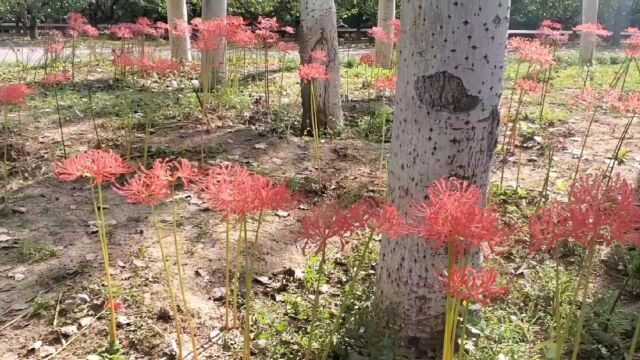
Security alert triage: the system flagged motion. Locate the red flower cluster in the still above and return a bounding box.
[299,202,355,254]
[192,18,226,51]
[624,29,640,59]
[54,149,130,185]
[443,266,507,306]
[538,19,568,44]
[310,49,328,64]
[515,79,543,95]
[171,20,192,38]
[198,163,295,217]
[68,12,99,38]
[573,23,613,38]
[368,19,401,44]
[41,70,72,87]
[508,37,555,68]
[276,41,298,53]
[603,90,640,114]
[298,63,329,82]
[359,54,375,66]
[410,178,501,256]
[0,83,36,105]
[530,174,640,251]
[348,196,408,239]
[114,160,173,206]
[375,75,397,93]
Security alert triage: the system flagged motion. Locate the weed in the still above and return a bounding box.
[20,239,58,263]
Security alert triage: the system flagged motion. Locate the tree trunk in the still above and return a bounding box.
[299,0,343,132]
[28,16,38,40]
[579,0,600,65]
[167,0,192,61]
[201,0,227,88]
[374,0,395,68]
[376,1,509,358]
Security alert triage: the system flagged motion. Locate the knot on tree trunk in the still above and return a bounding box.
[414,71,480,113]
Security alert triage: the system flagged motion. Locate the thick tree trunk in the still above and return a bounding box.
[201,0,227,87]
[579,0,600,65]
[376,1,509,358]
[299,0,343,132]
[28,17,38,40]
[167,0,192,61]
[374,0,395,68]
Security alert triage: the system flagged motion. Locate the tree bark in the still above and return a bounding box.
[299,0,343,132]
[167,0,192,61]
[376,1,509,358]
[374,0,395,68]
[579,0,600,65]
[201,0,227,88]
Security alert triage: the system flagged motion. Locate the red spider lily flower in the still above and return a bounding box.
[507,37,531,53]
[249,174,296,212]
[310,49,328,64]
[567,174,640,247]
[54,149,130,185]
[276,41,298,53]
[136,17,152,28]
[170,20,191,38]
[81,25,100,37]
[41,70,72,87]
[624,92,640,114]
[103,299,123,312]
[575,86,599,111]
[515,79,543,95]
[538,20,568,44]
[112,51,137,68]
[299,202,355,255]
[410,177,501,257]
[627,27,640,35]
[68,12,89,37]
[348,196,408,239]
[529,201,571,252]
[368,26,391,43]
[45,42,65,56]
[257,17,280,32]
[624,35,640,59]
[229,30,257,47]
[442,266,508,306]
[573,23,613,38]
[110,24,134,39]
[193,19,226,51]
[359,54,375,66]
[282,26,295,34]
[603,89,626,113]
[375,75,397,93]
[171,158,199,189]
[113,160,172,206]
[198,163,256,216]
[298,63,329,82]
[0,84,36,106]
[155,21,169,34]
[388,19,401,43]
[145,58,180,75]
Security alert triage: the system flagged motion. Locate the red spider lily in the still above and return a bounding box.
[624,35,640,59]
[310,49,328,64]
[388,19,401,43]
[348,196,408,239]
[248,174,296,212]
[257,17,280,32]
[359,54,375,66]
[298,202,355,254]
[442,266,508,306]
[41,70,72,87]
[603,89,626,113]
[368,26,390,42]
[538,20,568,44]
[575,86,599,111]
[226,15,246,28]
[507,37,555,68]
[229,30,257,48]
[507,37,531,53]
[112,51,137,68]
[54,149,130,185]
[298,63,329,82]
[529,201,571,252]
[573,23,613,38]
[567,174,640,247]
[141,58,180,75]
[0,84,36,106]
[282,26,295,34]
[375,75,397,93]
[113,160,172,206]
[515,79,543,95]
[155,21,169,35]
[171,158,199,189]
[276,41,298,53]
[628,27,640,35]
[68,12,88,37]
[625,92,640,114]
[170,20,191,38]
[81,25,100,37]
[193,19,226,51]
[110,24,134,39]
[410,177,501,257]
[198,163,256,216]
[103,299,123,312]
[45,42,65,56]
[136,17,152,28]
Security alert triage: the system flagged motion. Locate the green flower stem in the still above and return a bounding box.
[151,205,184,360]
[305,247,327,360]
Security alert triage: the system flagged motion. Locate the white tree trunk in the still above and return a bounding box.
[299,0,343,131]
[202,0,227,87]
[579,0,600,65]
[374,0,395,68]
[376,0,509,357]
[167,0,191,61]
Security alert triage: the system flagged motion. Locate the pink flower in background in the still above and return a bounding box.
[515,79,543,95]
[573,23,612,38]
[375,75,397,93]
[282,26,295,34]
[54,150,130,185]
[276,41,299,53]
[257,16,280,32]
[359,54,375,66]
[111,24,134,39]
[538,20,568,44]
[298,202,355,254]
[114,160,172,206]
[310,49,328,64]
[442,266,508,306]
[41,70,72,87]
[171,20,191,38]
